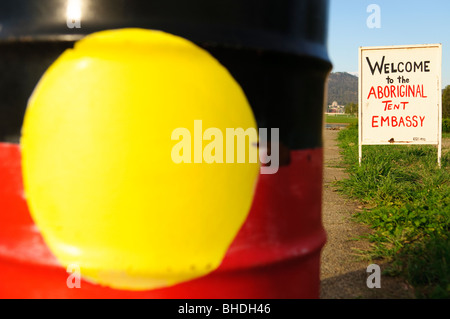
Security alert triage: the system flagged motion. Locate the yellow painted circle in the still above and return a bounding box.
[21,28,259,290]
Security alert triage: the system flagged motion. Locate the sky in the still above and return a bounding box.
[327,0,450,88]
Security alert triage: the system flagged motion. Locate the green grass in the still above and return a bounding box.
[325,114,358,124]
[336,124,450,298]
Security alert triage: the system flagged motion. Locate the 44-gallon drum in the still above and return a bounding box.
[0,0,332,298]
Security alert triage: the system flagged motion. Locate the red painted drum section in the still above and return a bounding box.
[0,142,325,298]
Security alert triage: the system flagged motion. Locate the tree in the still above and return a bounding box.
[345,102,358,116]
[443,85,450,118]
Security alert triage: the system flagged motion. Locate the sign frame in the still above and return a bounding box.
[358,44,442,166]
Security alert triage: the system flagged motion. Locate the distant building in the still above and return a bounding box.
[326,101,345,114]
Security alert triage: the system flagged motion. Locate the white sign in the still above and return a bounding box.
[358,44,442,165]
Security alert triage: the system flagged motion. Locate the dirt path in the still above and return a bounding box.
[320,128,415,299]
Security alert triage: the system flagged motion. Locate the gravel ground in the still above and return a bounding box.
[320,128,415,299]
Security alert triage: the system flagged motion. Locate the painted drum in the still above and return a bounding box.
[0,0,332,298]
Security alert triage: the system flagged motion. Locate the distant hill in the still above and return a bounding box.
[327,72,358,106]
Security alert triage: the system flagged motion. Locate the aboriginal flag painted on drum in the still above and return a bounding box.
[0,0,331,298]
